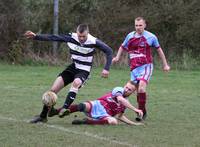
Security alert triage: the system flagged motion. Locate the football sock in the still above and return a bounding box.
[86,119,109,125]
[39,105,49,118]
[137,93,147,114]
[68,103,86,113]
[63,91,77,109]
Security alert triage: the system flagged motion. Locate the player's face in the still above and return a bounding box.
[77,31,88,44]
[135,19,146,34]
[123,83,136,97]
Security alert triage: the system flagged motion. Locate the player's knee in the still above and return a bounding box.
[138,87,146,93]
[138,83,146,93]
[73,78,82,88]
[107,117,118,125]
[77,103,86,112]
[138,81,147,93]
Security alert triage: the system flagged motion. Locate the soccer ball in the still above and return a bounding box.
[42,91,57,106]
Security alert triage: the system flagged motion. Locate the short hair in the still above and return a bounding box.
[127,80,138,88]
[77,24,89,33]
[128,80,137,86]
[135,17,146,24]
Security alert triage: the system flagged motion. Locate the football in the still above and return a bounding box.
[42,91,57,106]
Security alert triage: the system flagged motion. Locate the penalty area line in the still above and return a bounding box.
[0,115,137,147]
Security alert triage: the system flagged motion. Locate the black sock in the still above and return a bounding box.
[63,91,77,109]
[39,105,49,118]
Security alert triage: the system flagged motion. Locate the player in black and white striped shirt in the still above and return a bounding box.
[24,24,113,123]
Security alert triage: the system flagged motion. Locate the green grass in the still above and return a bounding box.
[0,63,200,147]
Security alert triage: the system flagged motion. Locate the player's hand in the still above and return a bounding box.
[135,109,143,118]
[132,122,145,126]
[112,56,119,64]
[24,31,36,39]
[101,69,109,78]
[163,64,170,72]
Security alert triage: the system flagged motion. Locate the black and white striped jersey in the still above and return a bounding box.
[34,33,113,72]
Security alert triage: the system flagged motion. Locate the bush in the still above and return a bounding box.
[1,0,200,69]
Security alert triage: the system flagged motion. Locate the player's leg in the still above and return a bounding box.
[68,102,89,113]
[30,65,74,123]
[50,76,65,93]
[86,117,118,125]
[42,76,65,116]
[136,80,147,121]
[63,70,89,109]
[59,70,89,118]
[104,117,118,125]
[72,117,118,125]
[30,76,66,123]
[58,78,82,117]
[47,66,76,117]
[58,102,89,116]
[132,63,153,121]
[63,78,82,108]
[72,100,114,125]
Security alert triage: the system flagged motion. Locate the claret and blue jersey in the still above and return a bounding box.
[85,87,128,119]
[96,87,127,116]
[121,30,160,70]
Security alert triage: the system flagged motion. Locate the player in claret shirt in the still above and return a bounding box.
[62,81,143,125]
[112,17,170,121]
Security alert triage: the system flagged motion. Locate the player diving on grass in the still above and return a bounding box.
[56,81,144,125]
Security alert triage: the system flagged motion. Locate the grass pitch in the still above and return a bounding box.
[0,64,200,147]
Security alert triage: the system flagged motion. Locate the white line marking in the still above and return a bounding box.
[0,116,137,147]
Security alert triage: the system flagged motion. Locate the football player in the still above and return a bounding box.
[57,81,144,125]
[25,24,113,123]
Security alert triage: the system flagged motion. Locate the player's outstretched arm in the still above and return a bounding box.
[117,113,144,126]
[24,30,72,42]
[24,31,36,39]
[117,96,143,117]
[35,34,72,42]
[112,46,123,63]
[157,47,170,72]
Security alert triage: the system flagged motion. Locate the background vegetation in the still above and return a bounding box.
[0,0,200,69]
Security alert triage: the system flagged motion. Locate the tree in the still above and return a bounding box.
[53,0,59,56]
